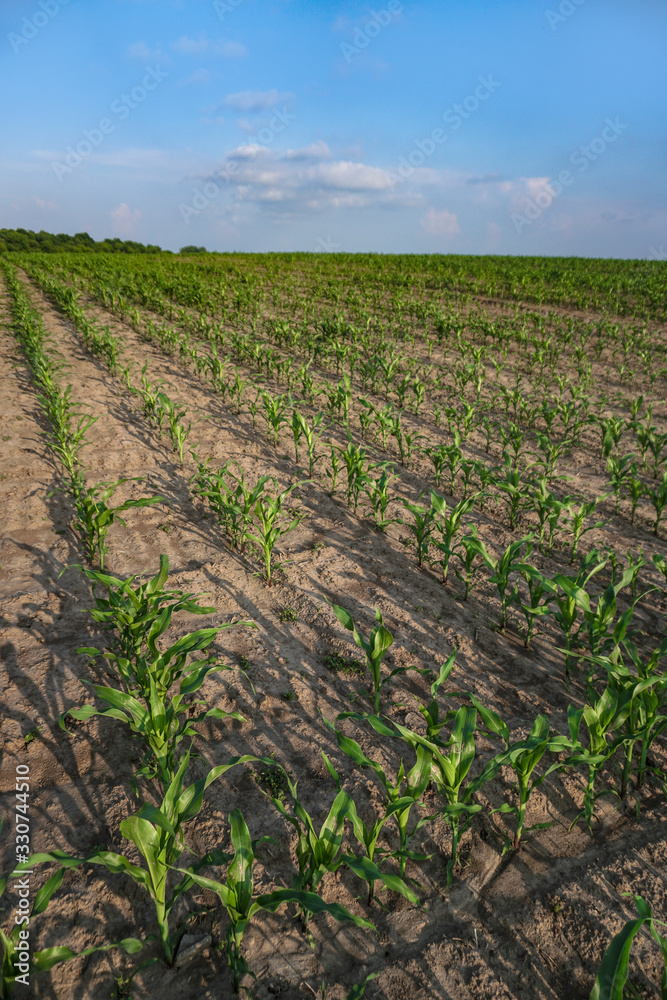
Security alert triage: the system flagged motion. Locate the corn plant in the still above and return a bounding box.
[249,482,307,586]
[483,714,570,849]
[394,707,481,884]
[401,497,435,568]
[0,865,142,1000]
[362,465,400,532]
[74,564,254,710]
[20,750,262,968]
[492,455,535,530]
[73,555,217,663]
[454,527,485,600]
[72,477,163,569]
[338,440,370,512]
[590,895,667,1000]
[324,443,341,493]
[606,455,637,515]
[191,459,270,553]
[527,478,568,552]
[324,721,431,889]
[426,439,461,492]
[330,604,426,714]
[530,432,572,475]
[429,493,477,585]
[644,471,667,536]
[264,776,389,931]
[261,390,290,447]
[623,473,645,525]
[180,808,374,992]
[552,552,607,676]
[516,567,557,648]
[567,683,635,828]
[561,497,607,565]
[475,535,535,632]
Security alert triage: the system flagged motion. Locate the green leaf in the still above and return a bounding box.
[590,917,648,1000]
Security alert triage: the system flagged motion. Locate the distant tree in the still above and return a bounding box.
[180,245,208,254]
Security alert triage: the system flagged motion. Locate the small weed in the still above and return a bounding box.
[278,606,298,623]
[323,652,365,676]
[158,522,173,534]
[254,756,291,800]
[239,654,251,670]
[2,435,10,441]
[311,541,326,552]
[24,726,42,746]
[281,691,296,701]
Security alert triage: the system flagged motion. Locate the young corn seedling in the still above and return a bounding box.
[74,559,256,708]
[454,527,485,600]
[516,566,557,648]
[623,472,645,526]
[393,706,481,885]
[426,438,462,492]
[552,552,607,676]
[590,895,667,1000]
[474,535,535,632]
[73,554,216,664]
[362,465,400,532]
[338,440,370,512]
[530,432,572,476]
[606,454,637,515]
[330,604,426,713]
[264,775,388,931]
[72,477,163,569]
[261,390,290,447]
[561,497,607,564]
[324,720,431,891]
[401,497,435,568]
[20,749,263,969]
[645,471,667,535]
[487,714,570,850]
[249,482,307,586]
[179,808,375,993]
[429,492,477,585]
[567,683,634,829]
[492,455,535,530]
[191,459,270,553]
[324,444,341,493]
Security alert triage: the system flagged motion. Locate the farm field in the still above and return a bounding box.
[1,250,667,1000]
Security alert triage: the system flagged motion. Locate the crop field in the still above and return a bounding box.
[1,250,667,1000]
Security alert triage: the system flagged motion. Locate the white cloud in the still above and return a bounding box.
[172,35,247,58]
[223,89,293,113]
[421,207,461,236]
[33,196,57,211]
[198,144,400,216]
[179,68,217,87]
[126,41,168,62]
[110,202,142,234]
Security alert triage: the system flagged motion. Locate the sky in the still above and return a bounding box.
[1,0,666,257]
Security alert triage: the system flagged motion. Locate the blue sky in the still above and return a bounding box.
[1,0,665,256]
